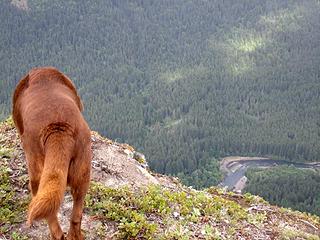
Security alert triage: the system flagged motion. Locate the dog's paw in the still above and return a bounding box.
[26,219,34,228]
[67,232,84,240]
[51,232,66,240]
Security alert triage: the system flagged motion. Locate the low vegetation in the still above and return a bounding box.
[85,182,270,239]
[0,149,29,236]
[84,182,320,239]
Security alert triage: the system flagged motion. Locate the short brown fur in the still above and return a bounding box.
[12,67,91,240]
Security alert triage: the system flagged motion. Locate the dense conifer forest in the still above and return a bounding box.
[0,0,319,186]
[244,166,320,216]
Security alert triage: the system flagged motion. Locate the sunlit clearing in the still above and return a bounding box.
[160,65,208,83]
[164,119,182,129]
[161,70,184,83]
[229,35,265,53]
[259,6,305,32]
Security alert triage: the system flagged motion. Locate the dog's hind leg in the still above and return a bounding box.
[67,185,89,240]
[67,146,91,240]
[25,152,44,196]
[47,214,65,240]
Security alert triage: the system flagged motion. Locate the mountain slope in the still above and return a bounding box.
[0,0,320,182]
[1,119,319,239]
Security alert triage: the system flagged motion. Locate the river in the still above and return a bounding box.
[219,158,320,192]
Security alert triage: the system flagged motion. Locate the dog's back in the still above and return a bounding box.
[13,67,83,136]
[12,67,91,239]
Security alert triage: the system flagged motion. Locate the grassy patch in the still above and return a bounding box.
[11,231,29,240]
[0,147,14,158]
[0,162,29,234]
[85,182,268,239]
[85,183,158,239]
[280,227,320,240]
[0,116,14,128]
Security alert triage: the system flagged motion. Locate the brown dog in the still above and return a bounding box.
[12,67,91,240]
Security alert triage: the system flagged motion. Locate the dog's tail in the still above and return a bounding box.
[27,123,74,225]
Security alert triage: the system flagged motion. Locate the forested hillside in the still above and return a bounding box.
[1,0,319,182]
[1,119,320,239]
[244,166,320,216]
